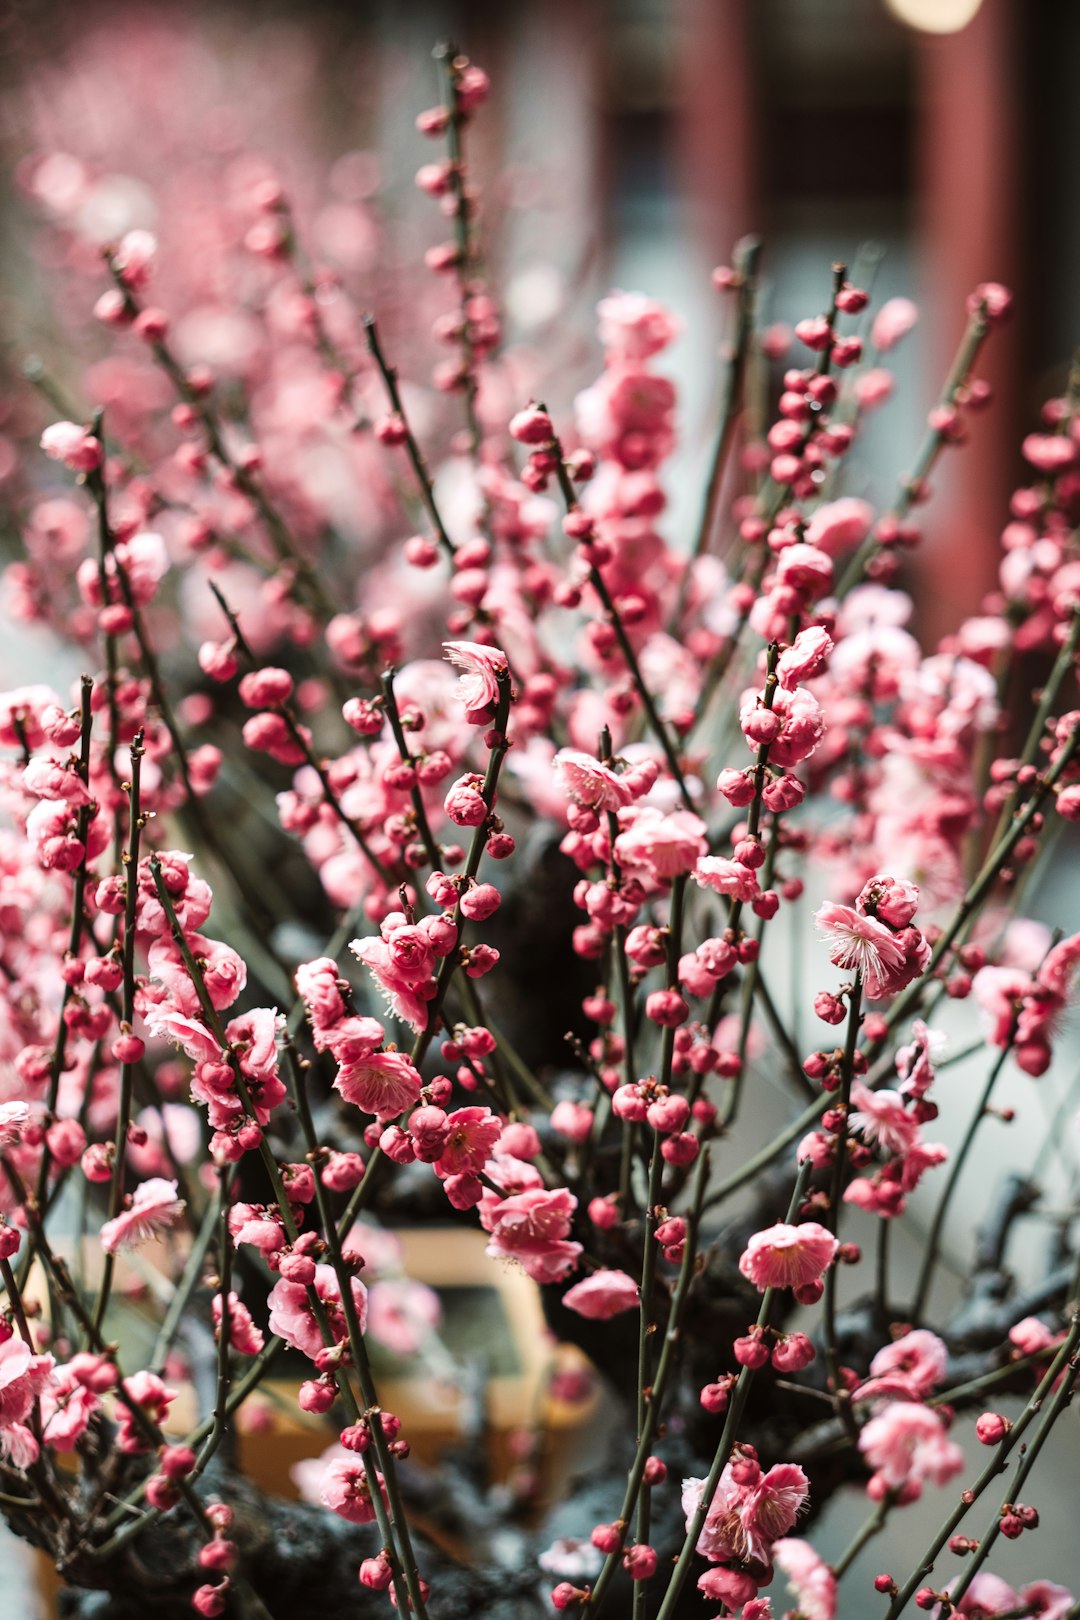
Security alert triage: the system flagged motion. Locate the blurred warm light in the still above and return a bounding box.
[885,0,984,32]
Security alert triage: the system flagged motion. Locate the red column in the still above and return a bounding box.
[672,0,759,266]
[913,0,1021,644]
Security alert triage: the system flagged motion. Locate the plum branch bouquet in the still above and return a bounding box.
[2,36,1080,1620]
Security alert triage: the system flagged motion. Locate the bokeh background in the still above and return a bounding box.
[4,0,1080,642]
[1,2,1079,1615]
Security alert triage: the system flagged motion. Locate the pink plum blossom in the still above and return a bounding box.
[100,1179,186,1254]
[562,1270,640,1319]
[738,1222,839,1292]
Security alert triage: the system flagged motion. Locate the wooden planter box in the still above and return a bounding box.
[29,1227,603,1615]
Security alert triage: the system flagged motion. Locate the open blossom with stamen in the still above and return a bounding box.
[481,1185,583,1283]
[320,1456,387,1524]
[815,901,928,998]
[144,1006,223,1064]
[100,1179,186,1254]
[333,1049,423,1119]
[738,1222,839,1292]
[937,1574,1019,1619]
[848,1083,919,1157]
[443,639,508,722]
[553,749,636,812]
[268,1264,368,1360]
[815,901,905,984]
[683,1454,809,1567]
[434,1106,503,1178]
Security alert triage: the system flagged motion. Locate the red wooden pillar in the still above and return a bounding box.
[672,0,759,268]
[913,0,1021,644]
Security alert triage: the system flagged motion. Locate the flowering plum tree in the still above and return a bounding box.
[1,35,1079,1620]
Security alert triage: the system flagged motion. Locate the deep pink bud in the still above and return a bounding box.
[661,1131,699,1166]
[645,1093,690,1134]
[591,1522,623,1554]
[623,1545,657,1581]
[238,667,294,709]
[733,1333,770,1368]
[644,990,689,1029]
[46,1118,86,1167]
[460,882,500,921]
[145,1474,179,1510]
[161,1445,197,1479]
[192,1584,227,1617]
[771,1332,815,1372]
[975,1411,1010,1445]
[298,1378,336,1414]
[359,1555,393,1591]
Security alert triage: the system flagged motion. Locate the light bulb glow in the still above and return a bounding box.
[885,0,984,33]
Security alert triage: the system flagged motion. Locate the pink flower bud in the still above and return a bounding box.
[192,1585,227,1618]
[795,315,833,352]
[968,281,1013,325]
[661,1132,699,1166]
[715,767,755,806]
[199,642,239,683]
[277,1252,317,1286]
[645,1093,690,1134]
[145,1473,180,1511]
[459,882,500,921]
[161,1445,197,1479]
[975,1411,1010,1445]
[733,1333,770,1369]
[645,990,689,1029]
[41,422,103,473]
[509,405,554,445]
[590,1522,622,1554]
[771,1332,815,1372]
[444,776,488,827]
[238,668,294,709]
[623,1545,657,1581]
[380,1125,416,1165]
[588,1196,620,1230]
[112,1033,145,1064]
[298,1378,336,1414]
[46,1118,86,1167]
[133,307,168,342]
[82,1143,114,1182]
[359,1555,393,1590]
